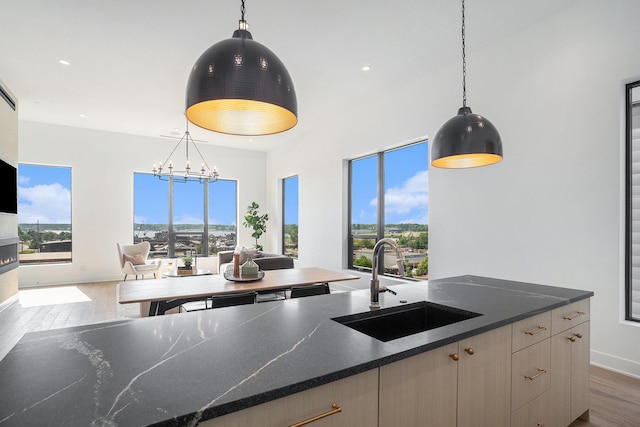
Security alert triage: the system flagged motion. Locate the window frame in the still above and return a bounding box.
[347,140,428,279]
[625,80,640,323]
[282,175,299,259]
[133,172,237,258]
[17,163,73,265]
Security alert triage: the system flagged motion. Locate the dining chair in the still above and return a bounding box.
[180,292,257,312]
[289,283,330,299]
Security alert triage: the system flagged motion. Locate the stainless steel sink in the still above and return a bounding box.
[332,301,481,342]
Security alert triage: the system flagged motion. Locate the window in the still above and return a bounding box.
[349,141,428,280]
[133,173,237,258]
[18,164,72,264]
[625,80,640,322]
[283,175,298,258]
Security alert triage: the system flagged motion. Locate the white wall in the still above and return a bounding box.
[18,121,266,286]
[266,0,640,377]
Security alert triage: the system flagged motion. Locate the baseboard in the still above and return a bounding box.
[0,293,18,314]
[591,349,640,379]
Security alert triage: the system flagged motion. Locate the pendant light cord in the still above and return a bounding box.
[461,0,467,109]
[240,0,246,28]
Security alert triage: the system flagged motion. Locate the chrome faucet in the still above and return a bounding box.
[370,238,405,309]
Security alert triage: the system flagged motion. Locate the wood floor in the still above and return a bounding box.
[570,366,640,427]
[1,281,639,426]
[0,281,140,360]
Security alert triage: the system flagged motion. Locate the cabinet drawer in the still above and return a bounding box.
[511,390,552,427]
[200,369,378,426]
[512,312,551,353]
[551,299,590,335]
[512,339,550,411]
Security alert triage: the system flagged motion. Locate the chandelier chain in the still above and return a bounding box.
[461,0,467,108]
[241,0,246,23]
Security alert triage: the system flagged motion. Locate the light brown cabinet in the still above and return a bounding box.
[199,299,591,427]
[550,299,590,426]
[379,325,512,427]
[379,343,458,426]
[510,311,552,427]
[511,390,552,427]
[200,369,378,427]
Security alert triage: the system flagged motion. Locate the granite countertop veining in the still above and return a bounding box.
[0,275,593,426]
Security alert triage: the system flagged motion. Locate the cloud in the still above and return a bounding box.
[369,170,428,220]
[18,183,71,223]
[173,214,203,224]
[18,176,30,185]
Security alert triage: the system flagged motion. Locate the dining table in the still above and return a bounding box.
[118,267,360,316]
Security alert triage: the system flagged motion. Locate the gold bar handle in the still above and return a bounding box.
[289,403,342,427]
[524,326,547,335]
[563,311,585,321]
[524,368,547,381]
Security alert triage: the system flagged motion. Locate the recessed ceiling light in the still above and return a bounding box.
[79,114,86,118]
[59,60,70,66]
[362,66,371,71]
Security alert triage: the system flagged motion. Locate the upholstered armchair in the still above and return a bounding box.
[117,241,162,280]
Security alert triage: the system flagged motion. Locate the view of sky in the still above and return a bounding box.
[134,174,237,226]
[17,142,427,227]
[351,141,428,225]
[18,164,71,224]
[284,175,299,225]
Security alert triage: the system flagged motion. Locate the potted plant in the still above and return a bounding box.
[182,255,193,268]
[242,202,269,251]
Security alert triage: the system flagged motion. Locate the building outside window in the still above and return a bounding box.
[17,164,72,264]
[283,175,298,258]
[349,141,428,280]
[133,173,237,258]
[625,80,640,322]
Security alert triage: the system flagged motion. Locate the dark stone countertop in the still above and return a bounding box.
[0,275,593,426]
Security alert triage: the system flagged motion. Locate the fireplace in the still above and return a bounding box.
[0,236,19,276]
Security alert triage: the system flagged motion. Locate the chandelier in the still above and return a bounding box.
[152,120,219,183]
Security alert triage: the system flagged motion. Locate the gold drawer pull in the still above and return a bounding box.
[563,311,585,321]
[464,347,474,355]
[524,368,547,381]
[524,326,547,335]
[289,403,342,427]
[573,333,583,339]
[450,353,460,361]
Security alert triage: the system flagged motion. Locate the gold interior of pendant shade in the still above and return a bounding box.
[186,99,298,136]
[431,153,502,169]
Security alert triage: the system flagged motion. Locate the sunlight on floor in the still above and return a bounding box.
[18,286,92,307]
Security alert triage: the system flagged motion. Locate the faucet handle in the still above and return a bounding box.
[379,285,397,295]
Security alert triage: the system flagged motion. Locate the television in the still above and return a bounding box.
[0,157,17,214]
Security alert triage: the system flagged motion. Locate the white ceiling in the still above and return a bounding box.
[0,0,578,151]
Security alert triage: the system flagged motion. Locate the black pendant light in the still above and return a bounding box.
[431,0,503,168]
[186,0,297,136]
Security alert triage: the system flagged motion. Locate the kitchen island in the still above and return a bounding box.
[0,275,593,426]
